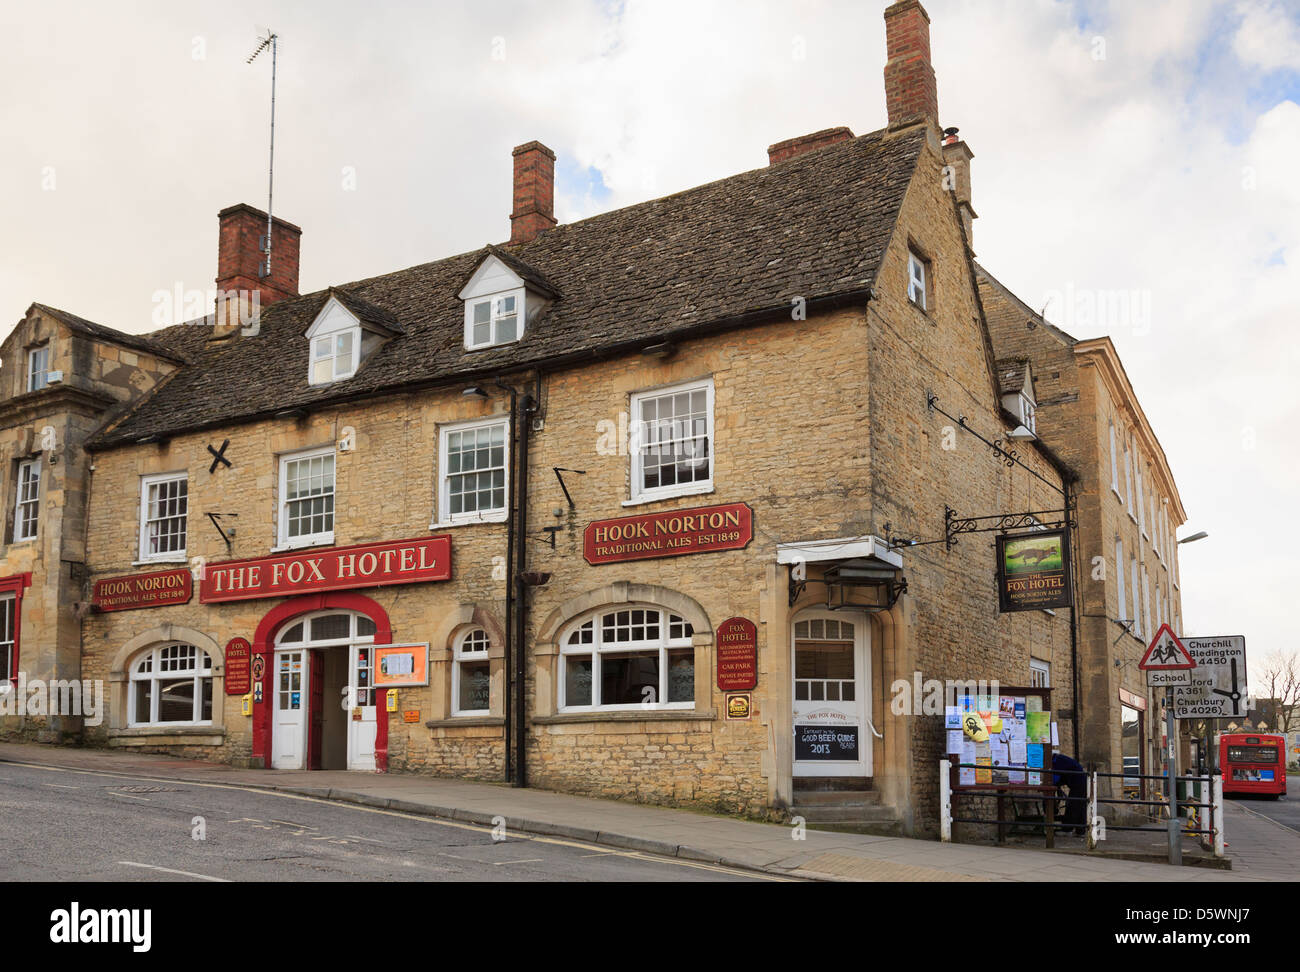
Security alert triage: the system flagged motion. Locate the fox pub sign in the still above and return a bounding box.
[995,529,1072,613]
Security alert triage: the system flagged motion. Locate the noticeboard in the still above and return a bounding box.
[371,643,430,688]
[946,686,1055,790]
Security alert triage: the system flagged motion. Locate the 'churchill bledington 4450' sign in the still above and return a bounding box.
[583,502,753,565]
[199,535,451,603]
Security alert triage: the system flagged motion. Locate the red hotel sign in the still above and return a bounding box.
[92,568,192,612]
[716,616,758,691]
[199,535,451,603]
[225,638,252,696]
[583,502,753,565]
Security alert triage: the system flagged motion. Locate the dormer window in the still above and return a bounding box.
[998,358,1037,438]
[311,330,357,384]
[304,290,400,387]
[467,293,521,349]
[1017,394,1037,434]
[457,247,559,352]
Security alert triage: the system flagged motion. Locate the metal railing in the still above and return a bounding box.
[940,759,1225,863]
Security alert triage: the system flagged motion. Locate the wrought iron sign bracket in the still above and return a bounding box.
[206,512,238,552]
[944,499,1077,552]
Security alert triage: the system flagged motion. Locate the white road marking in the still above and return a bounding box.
[494,858,544,866]
[117,861,230,882]
[42,782,78,789]
[109,791,151,801]
[0,758,788,881]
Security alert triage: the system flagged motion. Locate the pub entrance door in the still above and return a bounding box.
[273,611,377,771]
[791,610,871,778]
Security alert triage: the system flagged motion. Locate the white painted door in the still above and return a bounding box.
[792,613,870,778]
[347,643,377,771]
[272,650,307,770]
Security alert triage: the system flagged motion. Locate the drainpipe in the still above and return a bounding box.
[494,380,518,784]
[513,389,537,788]
[1066,478,1082,762]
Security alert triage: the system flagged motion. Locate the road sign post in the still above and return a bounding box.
[1137,624,1194,868]
[1165,690,1181,866]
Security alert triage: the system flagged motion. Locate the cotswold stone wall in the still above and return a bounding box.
[866,129,1075,834]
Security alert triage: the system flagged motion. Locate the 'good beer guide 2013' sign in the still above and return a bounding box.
[583,502,753,565]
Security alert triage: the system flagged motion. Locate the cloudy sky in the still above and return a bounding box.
[2,0,1297,685]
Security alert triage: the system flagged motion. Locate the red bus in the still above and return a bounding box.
[1220,733,1287,798]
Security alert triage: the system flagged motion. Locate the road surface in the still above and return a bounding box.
[0,759,771,882]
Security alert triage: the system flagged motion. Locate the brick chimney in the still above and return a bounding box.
[767,127,855,165]
[510,141,557,245]
[214,204,301,334]
[884,0,939,128]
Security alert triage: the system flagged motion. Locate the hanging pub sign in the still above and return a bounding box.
[716,617,758,691]
[200,535,451,603]
[583,502,753,565]
[92,568,192,612]
[995,529,1071,613]
[224,638,252,696]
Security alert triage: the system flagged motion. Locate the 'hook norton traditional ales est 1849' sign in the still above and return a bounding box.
[583,502,753,565]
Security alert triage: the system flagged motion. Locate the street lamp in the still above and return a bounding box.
[1177,531,1208,544]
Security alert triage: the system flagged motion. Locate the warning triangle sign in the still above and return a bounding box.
[1138,623,1196,670]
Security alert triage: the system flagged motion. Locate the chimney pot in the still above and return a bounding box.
[510,141,557,245]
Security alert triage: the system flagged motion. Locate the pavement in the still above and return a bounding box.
[2,741,1293,882]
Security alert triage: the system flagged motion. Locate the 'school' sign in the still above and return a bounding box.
[199,535,451,603]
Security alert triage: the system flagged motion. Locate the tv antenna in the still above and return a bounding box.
[246,29,278,281]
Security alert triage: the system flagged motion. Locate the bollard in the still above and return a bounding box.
[939,758,952,842]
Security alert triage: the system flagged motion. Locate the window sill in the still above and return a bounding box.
[622,484,714,508]
[535,709,716,725]
[110,726,225,746]
[132,556,188,567]
[1111,486,1123,501]
[426,715,503,729]
[429,514,507,530]
[269,538,336,554]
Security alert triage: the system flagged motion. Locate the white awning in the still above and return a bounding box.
[775,535,903,569]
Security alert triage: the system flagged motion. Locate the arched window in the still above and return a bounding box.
[452,628,491,716]
[276,611,376,705]
[129,643,213,726]
[559,607,694,711]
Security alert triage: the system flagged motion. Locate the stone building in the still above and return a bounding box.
[980,270,1189,790]
[0,302,185,740]
[3,1,1187,837]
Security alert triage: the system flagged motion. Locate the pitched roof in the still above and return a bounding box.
[322,287,404,335]
[91,127,926,449]
[30,303,189,364]
[996,357,1030,395]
